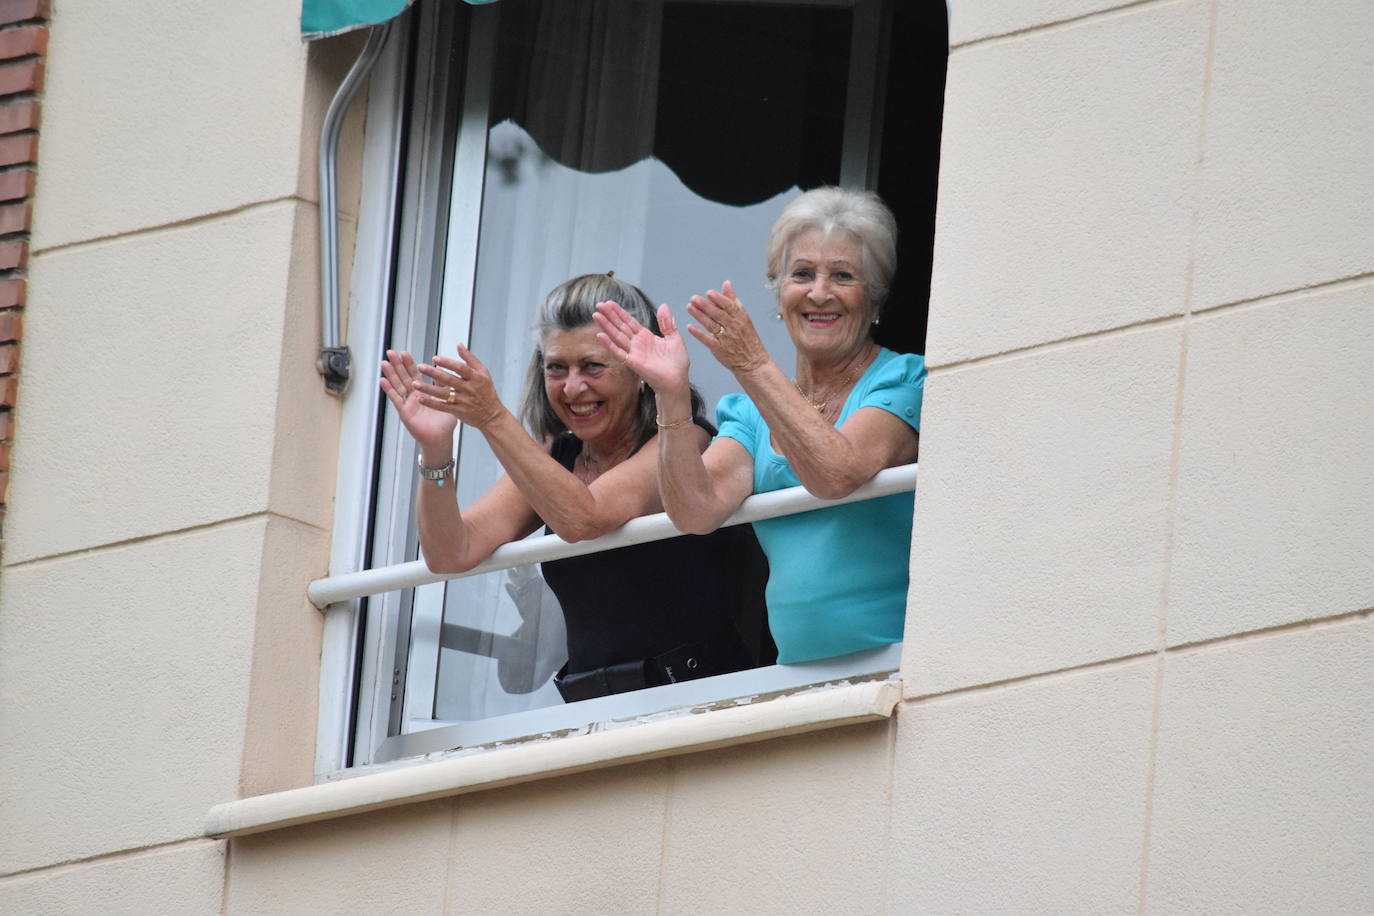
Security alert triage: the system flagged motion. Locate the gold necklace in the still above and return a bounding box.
[576,441,630,479]
[576,448,607,473]
[793,348,874,415]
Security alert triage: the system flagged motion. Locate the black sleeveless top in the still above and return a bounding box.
[540,425,773,675]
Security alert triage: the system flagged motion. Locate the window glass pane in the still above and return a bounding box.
[418,0,857,727]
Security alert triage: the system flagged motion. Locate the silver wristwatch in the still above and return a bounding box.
[417,454,455,485]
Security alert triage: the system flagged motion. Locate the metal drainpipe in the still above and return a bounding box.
[317,22,393,395]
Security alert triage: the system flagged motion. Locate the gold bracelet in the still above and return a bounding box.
[655,414,693,430]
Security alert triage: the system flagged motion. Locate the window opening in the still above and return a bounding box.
[353,0,946,766]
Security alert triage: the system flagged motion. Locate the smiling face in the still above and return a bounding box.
[778,230,874,365]
[541,324,641,447]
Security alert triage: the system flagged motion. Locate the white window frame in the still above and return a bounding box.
[317,0,940,778]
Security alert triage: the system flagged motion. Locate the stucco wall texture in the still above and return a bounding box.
[1,0,1371,913]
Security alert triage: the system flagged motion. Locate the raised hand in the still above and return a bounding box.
[685,280,771,377]
[380,349,458,450]
[413,344,508,431]
[593,300,691,397]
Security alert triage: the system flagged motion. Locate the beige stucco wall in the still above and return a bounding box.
[2,0,1370,913]
[0,0,365,910]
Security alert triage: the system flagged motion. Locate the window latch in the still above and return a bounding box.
[318,345,352,395]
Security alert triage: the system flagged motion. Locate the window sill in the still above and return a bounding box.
[205,677,900,838]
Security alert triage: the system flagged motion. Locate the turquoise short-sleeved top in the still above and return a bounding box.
[716,348,926,663]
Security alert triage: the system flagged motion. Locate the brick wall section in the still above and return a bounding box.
[0,0,47,537]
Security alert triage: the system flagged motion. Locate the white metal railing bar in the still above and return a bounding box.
[308,462,917,609]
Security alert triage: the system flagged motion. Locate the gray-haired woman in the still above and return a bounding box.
[595,188,925,664]
[381,274,764,702]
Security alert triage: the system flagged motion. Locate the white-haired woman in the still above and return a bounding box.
[595,188,925,664]
[382,273,764,701]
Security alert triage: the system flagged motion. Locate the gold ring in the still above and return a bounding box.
[445,388,457,404]
[716,324,727,336]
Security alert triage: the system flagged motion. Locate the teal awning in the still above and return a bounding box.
[303,0,498,39]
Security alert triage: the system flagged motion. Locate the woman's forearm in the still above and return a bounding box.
[655,388,740,534]
[414,438,482,573]
[734,362,886,499]
[477,409,640,542]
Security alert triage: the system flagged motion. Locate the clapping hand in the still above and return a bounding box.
[685,281,770,376]
[380,344,506,449]
[594,300,691,397]
[380,349,458,449]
